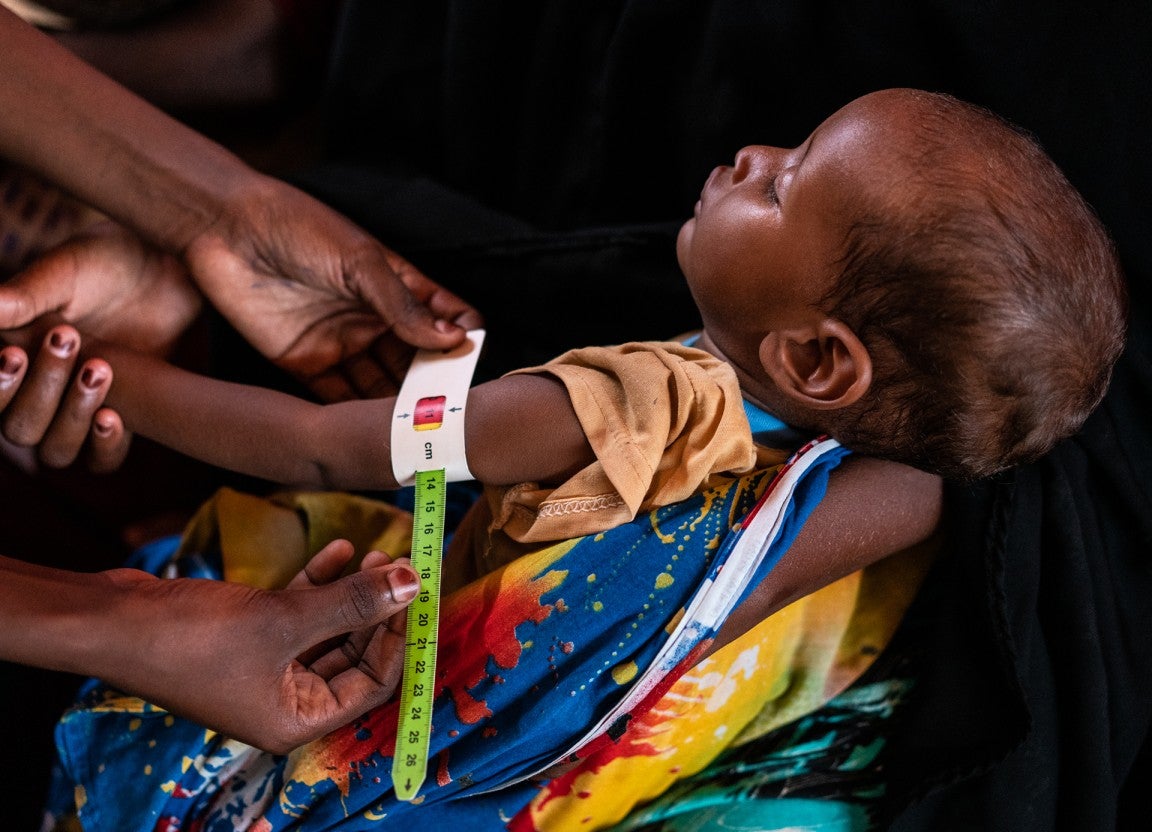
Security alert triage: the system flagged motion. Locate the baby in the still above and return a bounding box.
[9,88,1128,555]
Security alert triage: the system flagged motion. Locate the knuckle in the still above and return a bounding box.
[261,729,297,756]
[3,413,45,446]
[38,442,79,470]
[339,576,381,630]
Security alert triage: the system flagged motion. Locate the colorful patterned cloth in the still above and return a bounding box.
[47,439,931,830]
[596,673,917,832]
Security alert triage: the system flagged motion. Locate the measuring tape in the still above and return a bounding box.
[390,329,485,801]
[391,468,446,801]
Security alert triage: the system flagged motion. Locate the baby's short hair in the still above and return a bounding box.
[823,91,1127,480]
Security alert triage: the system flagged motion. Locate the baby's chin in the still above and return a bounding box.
[675,217,694,268]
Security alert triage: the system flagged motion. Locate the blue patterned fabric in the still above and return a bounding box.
[49,442,848,830]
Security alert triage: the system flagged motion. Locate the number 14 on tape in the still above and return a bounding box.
[389,330,484,801]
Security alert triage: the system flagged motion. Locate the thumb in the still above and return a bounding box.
[294,563,419,645]
[376,280,465,352]
[0,255,76,329]
[356,249,467,351]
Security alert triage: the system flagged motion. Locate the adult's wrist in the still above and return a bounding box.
[0,558,130,677]
[175,169,283,259]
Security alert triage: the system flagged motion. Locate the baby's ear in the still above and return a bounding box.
[758,319,872,410]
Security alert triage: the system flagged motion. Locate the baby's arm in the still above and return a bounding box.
[87,335,594,491]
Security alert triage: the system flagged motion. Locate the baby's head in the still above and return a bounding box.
[678,88,1127,479]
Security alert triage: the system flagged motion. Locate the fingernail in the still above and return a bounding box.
[387,566,419,603]
[93,418,113,437]
[81,366,106,389]
[49,330,76,356]
[0,352,21,376]
[434,319,455,334]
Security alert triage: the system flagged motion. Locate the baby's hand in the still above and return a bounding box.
[0,323,129,472]
[0,226,203,358]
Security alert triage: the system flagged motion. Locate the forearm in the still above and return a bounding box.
[87,336,399,489]
[0,7,259,252]
[90,333,594,490]
[0,555,122,675]
[1,547,420,752]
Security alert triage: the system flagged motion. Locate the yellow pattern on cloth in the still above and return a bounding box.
[175,488,416,589]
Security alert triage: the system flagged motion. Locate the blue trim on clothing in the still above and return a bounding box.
[680,332,805,449]
[742,399,809,450]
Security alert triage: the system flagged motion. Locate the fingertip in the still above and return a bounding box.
[360,550,394,569]
[454,309,486,331]
[87,408,131,474]
[92,408,121,438]
[319,538,356,557]
[395,312,467,352]
[385,564,419,604]
[300,538,357,586]
[45,324,79,359]
[0,345,27,381]
[79,358,112,392]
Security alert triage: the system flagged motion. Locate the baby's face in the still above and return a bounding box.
[677,89,923,373]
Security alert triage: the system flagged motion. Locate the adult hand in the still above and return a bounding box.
[92,539,417,753]
[0,322,129,472]
[182,177,484,399]
[0,193,484,400]
[0,7,482,399]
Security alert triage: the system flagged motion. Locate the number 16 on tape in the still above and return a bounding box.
[392,468,446,801]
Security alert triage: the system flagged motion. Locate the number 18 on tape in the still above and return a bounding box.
[389,330,485,801]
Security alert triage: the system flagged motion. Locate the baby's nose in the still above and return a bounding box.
[733,145,782,182]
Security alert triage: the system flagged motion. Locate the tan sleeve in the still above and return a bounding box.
[489,342,757,543]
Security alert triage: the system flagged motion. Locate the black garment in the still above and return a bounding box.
[300,2,1152,828]
[884,313,1152,831]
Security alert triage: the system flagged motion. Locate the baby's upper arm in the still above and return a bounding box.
[464,374,594,486]
[707,456,943,656]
